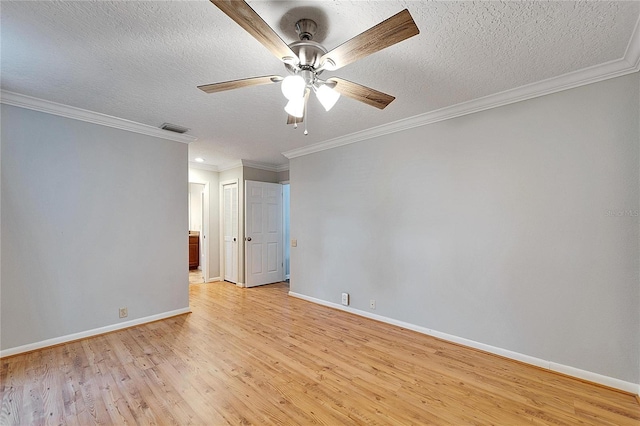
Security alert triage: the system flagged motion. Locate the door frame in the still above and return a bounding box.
[244,180,284,287]
[280,180,290,281]
[188,180,209,282]
[220,179,241,286]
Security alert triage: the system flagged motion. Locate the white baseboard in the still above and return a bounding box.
[207,276,221,283]
[289,291,639,395]
[236,282,245,288]
[0,307,192,358]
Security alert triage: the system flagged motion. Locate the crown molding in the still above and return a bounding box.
[188,161,219,172]
[623,15,640,70]
[283,21,640,160]
[190,160,289,173]
[0,91,197,144]
[217,160,244,172]
[241,159,290,173]
[241,160,279,172]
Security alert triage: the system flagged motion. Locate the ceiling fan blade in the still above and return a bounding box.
[320,9,419,71]
[210,0,297,63]
[328,77,395,110]
[198,75,282,94]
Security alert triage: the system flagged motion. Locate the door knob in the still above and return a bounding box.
[246,237,252,241]
[233,237,236,242]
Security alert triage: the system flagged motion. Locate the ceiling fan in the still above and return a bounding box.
[198,0,420,132]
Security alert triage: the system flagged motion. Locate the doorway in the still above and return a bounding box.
[221,180,239,284]
[188,182,208,284]
[282,183,290,280]
[245,180,283,287]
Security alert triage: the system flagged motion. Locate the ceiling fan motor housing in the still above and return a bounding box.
[285,40,327,76]
[285,19,327,81]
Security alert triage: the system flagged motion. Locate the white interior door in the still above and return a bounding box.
[223,182,238,283]
[245,181,283,287]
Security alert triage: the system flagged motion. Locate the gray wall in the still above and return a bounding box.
[243,166,279,183]
[1,104,189,350]
[290,73,639,384]
[277,169,290,182]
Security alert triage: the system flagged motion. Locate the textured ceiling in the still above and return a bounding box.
[2,1,639,168]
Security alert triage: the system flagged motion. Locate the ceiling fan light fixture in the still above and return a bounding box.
[315,84,340,111]
[281,75,306,100]
[284,97,305,118]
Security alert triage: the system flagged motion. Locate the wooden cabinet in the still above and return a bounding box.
[189,233,199,269]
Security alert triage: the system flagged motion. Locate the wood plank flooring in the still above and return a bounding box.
[1,282,639,425]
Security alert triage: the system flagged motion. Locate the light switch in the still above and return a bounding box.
[291,239,297,247]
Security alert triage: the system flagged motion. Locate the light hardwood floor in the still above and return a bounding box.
[1,282,639,425]
[189,269,204,284]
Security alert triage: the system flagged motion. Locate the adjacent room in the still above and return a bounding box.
[2,1,639,424]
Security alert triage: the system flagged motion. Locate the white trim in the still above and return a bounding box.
[281,182,290,281]
[189,162,219,172]
[623,15,640,70]
[0,91,196,144]
[548,362,639,396]
[219,179,240,186]
[218,160,243,172]
[207,276,221,283]
[218,159,290,173]
[236,282,245,288]
[0,308,191,358]
[194,160,288,174]
[241,160,289,173]
[283,57,640,160]
[241,159,280,172]
[288,291,639,395]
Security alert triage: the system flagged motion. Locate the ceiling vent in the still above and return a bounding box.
[161,122,189,134]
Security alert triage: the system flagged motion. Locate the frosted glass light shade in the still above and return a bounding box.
[316,84,340,111]
[281,75,306,100]
[284,97,305,118]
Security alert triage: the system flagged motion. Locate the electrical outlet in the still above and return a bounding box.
[291,239,297,247]
[119,307,128,318]
[369,299,376,310]
[341,293,349,306]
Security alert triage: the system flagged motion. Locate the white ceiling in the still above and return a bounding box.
[2,1,639,169]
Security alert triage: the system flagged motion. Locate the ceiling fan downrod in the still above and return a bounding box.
[295,19,316,41]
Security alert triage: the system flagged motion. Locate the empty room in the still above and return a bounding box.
[1,1,639,424]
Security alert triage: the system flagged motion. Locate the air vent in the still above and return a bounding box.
[160,123,189,134]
